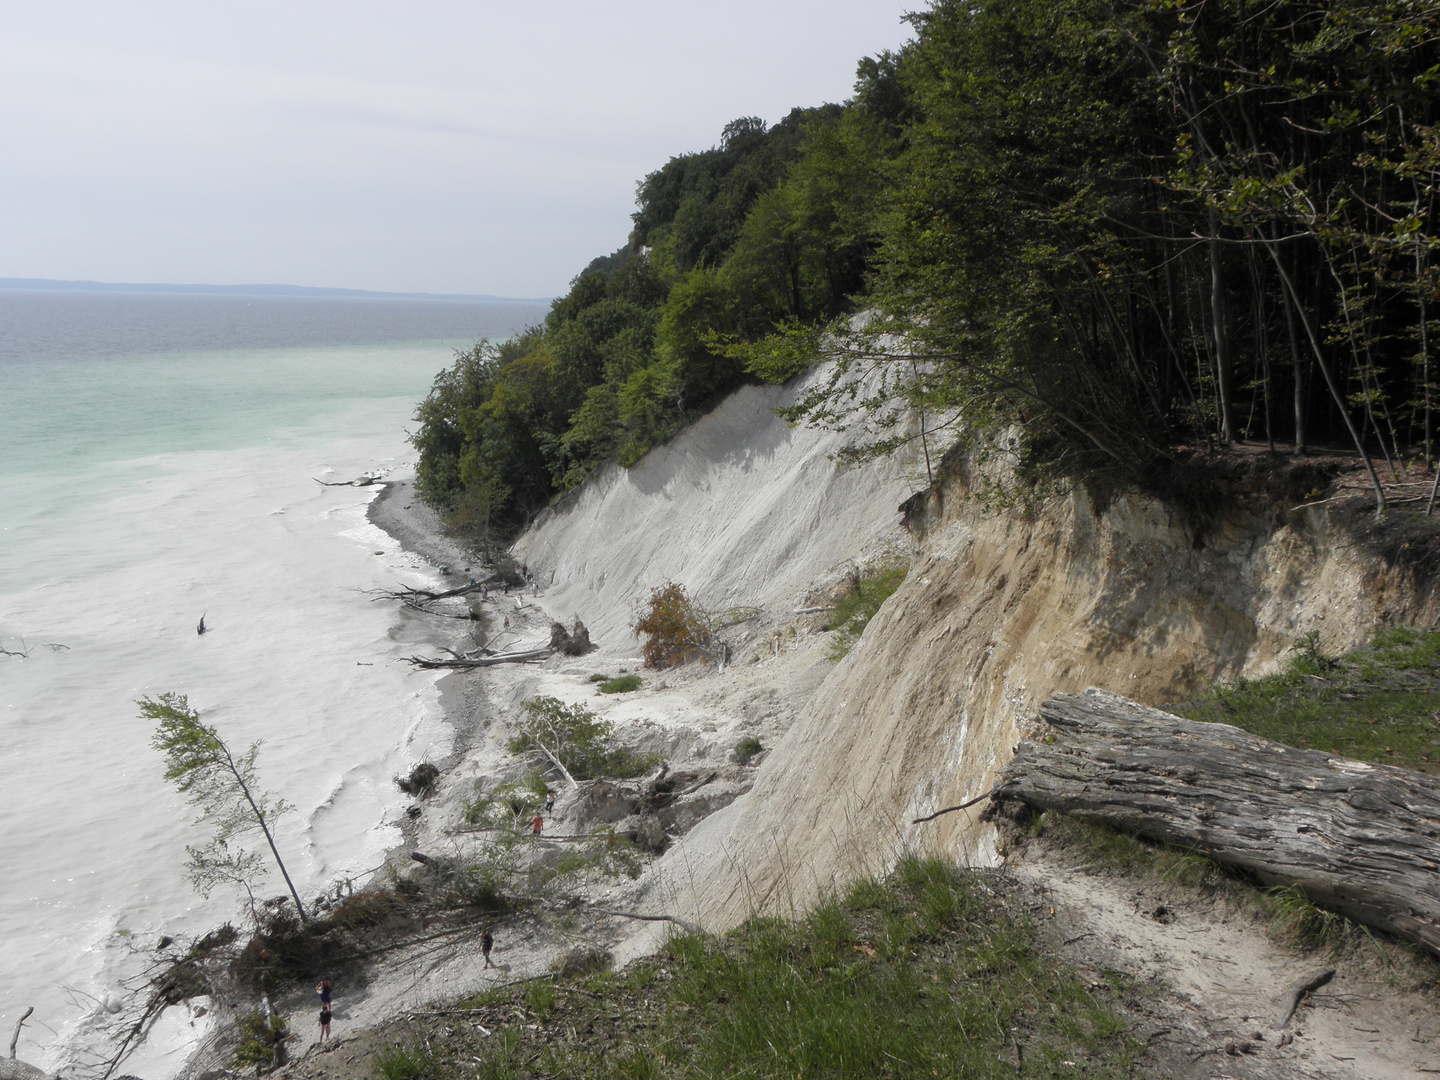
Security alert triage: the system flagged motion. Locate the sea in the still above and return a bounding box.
[0,289,550,1077]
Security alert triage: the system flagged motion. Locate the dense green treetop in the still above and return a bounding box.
[414,0,1440,534]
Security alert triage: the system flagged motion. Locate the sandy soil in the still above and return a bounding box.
[1013,847,1438,1080]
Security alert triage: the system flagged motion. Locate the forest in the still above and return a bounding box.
[412,0,1440,534]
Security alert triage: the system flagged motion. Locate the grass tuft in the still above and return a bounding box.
[732,736,764,765]
[826,555,909,660]
[374,1040,438,1080]
[375,859,1142,1079]
[597,673,643,694]
[1173,624,1440,774]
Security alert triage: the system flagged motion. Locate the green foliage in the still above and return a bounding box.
[232,1009,288,1069]
[506,697,657,781]
[544,829,643,888]
[406,858,1139,1079]
[826,555,910,659]
[464,773,546,828]
[597,674,643,694]
[733,736,764,765]
[662,858,1135,1078]
[413,0,1440,525]
[1289,631,1336,675]
[1265,885,1355,950]
[524,981,558,1021]
[143,692,306,921]
[1174,625,1440,774]
[374,1039,439,1080]
[410,106,882,529]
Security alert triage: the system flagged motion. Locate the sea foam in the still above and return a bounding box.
[2,391,455,1076]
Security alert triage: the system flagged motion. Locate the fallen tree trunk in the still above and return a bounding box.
[402,599,480,620]
[313,474,381,487]
[381,580,488,603]
[989,688,1440,955]
[403,649,552,669]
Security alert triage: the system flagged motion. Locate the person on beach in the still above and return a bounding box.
[316,978,333,1010]
[318,1006,332,1042]
[481,927,494,968]
[531,813,544,836]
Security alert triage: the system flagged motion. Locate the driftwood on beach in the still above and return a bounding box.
[986,688,1440,955]
[402,599,481,620]
[379,580,489,603]
[313,474,382,487]
[404,648,552,669]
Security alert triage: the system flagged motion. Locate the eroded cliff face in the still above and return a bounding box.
[664,455,1440,929]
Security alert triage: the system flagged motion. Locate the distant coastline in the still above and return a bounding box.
[0,277,552,304]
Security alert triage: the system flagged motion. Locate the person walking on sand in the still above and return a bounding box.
[481,927,494,969]
[318,1005,332,1042]
[531,813,544,836]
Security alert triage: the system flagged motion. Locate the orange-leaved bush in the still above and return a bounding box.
[633,582,710,669]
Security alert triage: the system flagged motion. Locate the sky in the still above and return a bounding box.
[0,2,920,298]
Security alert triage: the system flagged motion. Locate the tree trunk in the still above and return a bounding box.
[1263,233,1387,514]
[1208,209,1237,443]
[404,649,552,669]
[1282,262,1306,454]
[989,689,1440,955]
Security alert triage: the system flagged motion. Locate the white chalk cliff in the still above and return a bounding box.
[513,365,1437,933]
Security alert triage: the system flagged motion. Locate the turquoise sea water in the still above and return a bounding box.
[0,291,548,1076]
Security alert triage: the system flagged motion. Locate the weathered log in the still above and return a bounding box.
[403,649,552,669]
[377,580,489,604]
[312,474,380,487]
[992,688,1440,955]
[402,599,480,620]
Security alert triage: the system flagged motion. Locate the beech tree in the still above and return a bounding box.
[144,692,307,922]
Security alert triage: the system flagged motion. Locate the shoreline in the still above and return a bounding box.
[365,476,493,765]
[170,476,487,1080]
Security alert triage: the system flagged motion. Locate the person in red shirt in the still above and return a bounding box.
[531,813,544,836]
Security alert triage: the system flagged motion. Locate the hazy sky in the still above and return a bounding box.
[1,3,919,297]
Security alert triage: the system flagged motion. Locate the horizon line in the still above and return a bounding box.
[0,277,555,304]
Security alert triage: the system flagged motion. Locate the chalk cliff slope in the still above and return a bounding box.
[516,375,1438,931]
